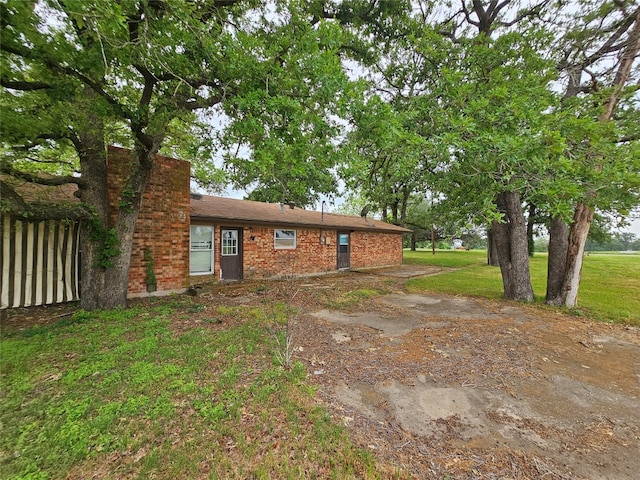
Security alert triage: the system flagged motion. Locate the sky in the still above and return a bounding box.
[626,217,640,237]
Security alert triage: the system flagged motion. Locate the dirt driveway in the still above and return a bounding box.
[288,268,640,479]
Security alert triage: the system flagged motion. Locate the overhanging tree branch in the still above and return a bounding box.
[2,40,135,122]
[601,11,640,121]
[0,79,51,90]
[499,0,552,28]
[0,162,83,187]
[582,6,640,69]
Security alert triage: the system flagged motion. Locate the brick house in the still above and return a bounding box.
[1,148,409,308]
[189,194,410,283]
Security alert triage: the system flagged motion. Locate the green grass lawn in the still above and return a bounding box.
[404,249,640,324]
[0,301,385,480]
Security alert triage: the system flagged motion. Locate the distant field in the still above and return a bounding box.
[403,249,640,324]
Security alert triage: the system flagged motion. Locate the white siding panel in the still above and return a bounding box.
[35,221,45,307]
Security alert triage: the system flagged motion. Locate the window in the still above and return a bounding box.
[221,229,238,255]
[274,229,296,249]
[190,226,213,274]
[338,233,349,256]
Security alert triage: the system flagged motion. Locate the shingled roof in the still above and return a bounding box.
[0,174,85,220]
[190,194,411,234]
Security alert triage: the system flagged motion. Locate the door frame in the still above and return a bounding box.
[337,231,350,270]
[219,227,243,281]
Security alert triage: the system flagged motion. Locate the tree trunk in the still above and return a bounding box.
[390,200,399,224]
[410,230,417,251]
[71,87,112,311]
[559,201,594,307]
[493,191,534,302]
[431,225,436,255]
[545,215,569,304]
[399,187,409,225]
[527,204,536,257]
[75,110,157,310]
[487,225,500,266]
[101,147,157,309]
[551,12,640,308]
[76,134,109,311]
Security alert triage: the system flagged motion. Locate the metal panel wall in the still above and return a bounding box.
[1,215,80,309]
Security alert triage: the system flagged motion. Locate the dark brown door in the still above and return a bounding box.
[220,228,242,280]
[337,231,350,269]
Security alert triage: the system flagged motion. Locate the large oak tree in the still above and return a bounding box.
[1,0,350,309]
[545,1,640,306]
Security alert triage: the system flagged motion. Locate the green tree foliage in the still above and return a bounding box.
[432,30,558,225]
[586,232,639,251]
[341,0,559,301]
[544,0,640,306]
[219,7,356,207]
[2,0,270,308]
[341,95,431,224]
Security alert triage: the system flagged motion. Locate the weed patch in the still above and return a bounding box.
[325,288,382,310]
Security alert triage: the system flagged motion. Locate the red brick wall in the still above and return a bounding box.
[350,231,404,269]
[241,225,338,278]
[106,146,190,295]
[189,221,404,282]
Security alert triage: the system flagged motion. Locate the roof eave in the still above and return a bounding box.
[189,214,410,233]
